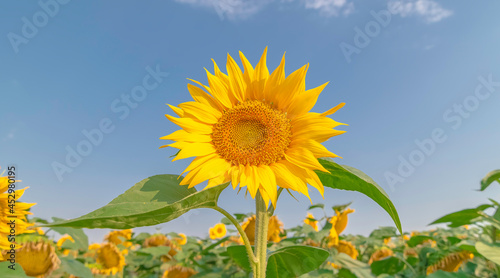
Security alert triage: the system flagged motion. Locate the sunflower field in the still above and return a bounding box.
[1,167,500,277]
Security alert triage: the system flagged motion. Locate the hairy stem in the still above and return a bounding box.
[212,206,258,273]
[255,192,269,278]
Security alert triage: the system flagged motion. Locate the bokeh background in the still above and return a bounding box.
[1,0,499,243]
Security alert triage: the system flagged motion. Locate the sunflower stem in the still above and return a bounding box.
[212,206,258,271]
[255,192,269,278]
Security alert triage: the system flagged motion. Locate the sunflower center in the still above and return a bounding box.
[212,100,292,166]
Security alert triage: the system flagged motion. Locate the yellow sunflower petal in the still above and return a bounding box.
[165,115,213,134]
[167,142,216,161]
[178,101,222,124]
[287,82,329,117]
[285,147,328,172]
[205,69,234,108]
[160,129,212,144]
[187,83,224,111]
[226,53,247,102]
[167,104,184,117]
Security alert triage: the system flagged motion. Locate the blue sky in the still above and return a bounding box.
[1,0,499,243]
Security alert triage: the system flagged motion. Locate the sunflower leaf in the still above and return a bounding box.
[44,175,229,229]
[317,159,402,234]
[476,241,500,265]
[0,262,29,277]
[480,169,500,191]
[266,246,329,278]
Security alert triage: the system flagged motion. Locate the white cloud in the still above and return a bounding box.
[304,0,355,16]
[388,0,453,23]
[174,0,271,20]
[174,0,355,20]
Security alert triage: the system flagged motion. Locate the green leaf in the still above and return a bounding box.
[426,270,469,278]
[369,226,397,239]
[332,202,353,213]
[370,257,405,275]
[227,245,253,272]
[406,235,433,247]
[60,257,93,278]
[475,241,500,265]
[0,262,29,277]
[480,169,500,191]
[429,204,492,227]
[317,159,402,233]
[266,246,329,278]
[51,217,89,250]
[308,203,325,210]
[136,246,171,257]
[44,175,229,229]
[334,253,374,278]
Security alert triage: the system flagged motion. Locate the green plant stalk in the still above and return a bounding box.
[212,206,258,273]
[490,227,500,278]
[255,192,269,278]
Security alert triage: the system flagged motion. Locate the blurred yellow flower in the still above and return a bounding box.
[15,240,60,278]
[94,242,126,276]
[403,235,410,241]
[162,265,197,278]
[35,227,45,235]
[105,229,133,248]
[161,48,346,207]
[143,234,179,261]
[369,248,394,264]
[241,215,284,245]
[427,251,473,274]
[175,233,188,246]
[304,213,318,232]
[336,240,358,259]
[0,174,36,249]
[327,208,354,247]
[89,243,101,250]
[56,234,74,248]
[209,223,227,239]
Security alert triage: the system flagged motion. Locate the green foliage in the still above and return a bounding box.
[317,158,402,233]
[480,169,500,191]
[266,246,329,278]
[44,175,229,229]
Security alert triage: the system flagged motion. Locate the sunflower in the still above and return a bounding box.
[335,240,358,259]
[162,265,197,278]
[368,248,394,264]
[143,234,179,261]
[304,212,318,231]
[327,208,354,247]
[161,48,346,206]
[209,223,227,239]
[0,173,35,249]
[241,215,284,245]
[93,242,126,276]
[13,240,61,278]
[56,234,75,256]
[105,229,133,248]
[175,233,188,246]
[328,240,358,269]
[427,251,473,274]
